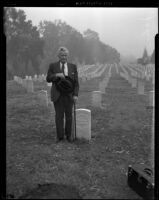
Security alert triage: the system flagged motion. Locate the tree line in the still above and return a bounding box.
[5,8,122,79]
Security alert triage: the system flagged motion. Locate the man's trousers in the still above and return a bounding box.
[53,94,73,139]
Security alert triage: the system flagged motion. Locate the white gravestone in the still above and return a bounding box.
[47,82,52,87]
[149,90,154,107]
[42,74,46,81]
[92,91,102,107]
[34,74,38,81]
[28,76,32,80]
[76,109,91,140]
[137,80,145,95]
[25,75,29,80]
[38,90,49,106]
[26,80,34,93]
[14,76,18,82]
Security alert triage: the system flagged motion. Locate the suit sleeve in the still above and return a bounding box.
[73,65,79,97]
[46,63,58,83]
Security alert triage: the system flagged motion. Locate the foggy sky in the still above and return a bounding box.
[15,7,158,58]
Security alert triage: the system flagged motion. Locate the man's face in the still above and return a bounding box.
[58,52,68,63]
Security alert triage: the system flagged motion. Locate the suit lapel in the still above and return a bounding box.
[56,61,61,72]
[67,63,72,76]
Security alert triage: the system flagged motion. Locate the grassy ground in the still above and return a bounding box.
[6,65,154,199]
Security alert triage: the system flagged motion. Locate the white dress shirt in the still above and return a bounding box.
[60,62,68,76]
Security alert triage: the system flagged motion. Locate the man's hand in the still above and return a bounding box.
[56,73,65,79]
[73,96,78,104]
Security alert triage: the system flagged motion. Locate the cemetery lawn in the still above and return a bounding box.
[7,72,153,199]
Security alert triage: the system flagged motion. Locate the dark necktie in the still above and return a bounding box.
[62,63,65,76]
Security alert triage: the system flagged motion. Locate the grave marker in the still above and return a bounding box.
[76,109,91,140]
[38,90,49,106]
[47,82,52,87]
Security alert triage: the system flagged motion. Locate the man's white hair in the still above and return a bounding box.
[57,46,69,55]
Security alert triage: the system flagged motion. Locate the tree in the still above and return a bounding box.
[150,49,155,64]
[4,7,44,79]
[38,19,120,68]
[83,29,99,40]
[142,48,149,65]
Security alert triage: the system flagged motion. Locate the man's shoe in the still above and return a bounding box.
[56,138,64,143]
[66,136,72,143]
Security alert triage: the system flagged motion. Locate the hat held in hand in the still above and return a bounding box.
[55,76,74,94]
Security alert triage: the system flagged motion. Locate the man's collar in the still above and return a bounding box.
[60,62,67,66]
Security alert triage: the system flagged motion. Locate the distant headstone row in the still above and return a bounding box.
[118,63,155,107]
[13,74,52,107]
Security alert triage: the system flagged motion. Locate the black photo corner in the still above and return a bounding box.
[1,1,159,199]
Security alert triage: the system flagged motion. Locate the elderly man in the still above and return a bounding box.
[46,47,79,143]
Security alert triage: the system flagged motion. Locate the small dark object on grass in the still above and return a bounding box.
[18,183,82,199]
[6,194,15,199]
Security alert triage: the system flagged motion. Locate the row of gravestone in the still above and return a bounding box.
[13,75,51,107]
[14,76,34,93]
[78,63,113,81]
[76,63,154,141]
[13,64,110,141]
[78,64,102,80]
[73,65,112,141]
[118,64,155,107]
[25,74,46,82]
[125,64,155,84]
[13,63,110,109]
[14,75,91,140]
[16,62,154,142]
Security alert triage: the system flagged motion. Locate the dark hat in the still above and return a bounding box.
[55,76,74,94]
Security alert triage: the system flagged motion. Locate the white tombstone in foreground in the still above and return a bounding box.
[76,109,91,140]
[92,91,102,107]
[149,90,154,107]
[37,90,48,106]
[137,80,145,95]
[25,75,29,80]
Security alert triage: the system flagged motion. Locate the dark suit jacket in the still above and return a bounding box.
[46,61,79,103]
